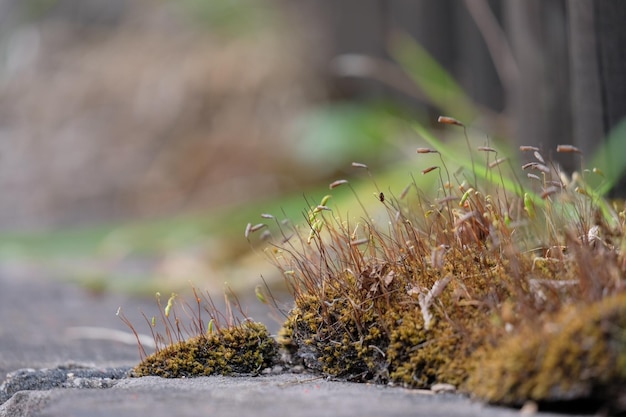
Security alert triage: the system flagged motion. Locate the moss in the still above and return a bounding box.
[277,256,494,388]
[467,291,626,407]
[278,266,410,382]
[279,290,391,381]
[122,131,626,414]
[386,310,438,387]
[132,321,278,378]
[386,309,468,388]
[275,227,625,408]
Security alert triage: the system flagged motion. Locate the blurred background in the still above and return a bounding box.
[1,0,625,297]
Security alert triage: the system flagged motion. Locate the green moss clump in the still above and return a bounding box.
[278,281,392,382]
[386,310,466,388]
[253,136,626,410]
[132,321,278,378]
[467,291,626,407]
[278,258,491,388]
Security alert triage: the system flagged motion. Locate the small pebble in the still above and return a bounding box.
[520,400,538,415]
[291,365,305,374]
[430,383,456,394]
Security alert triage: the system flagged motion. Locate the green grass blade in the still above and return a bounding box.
[388,31,477,122]
[589,118,626,197]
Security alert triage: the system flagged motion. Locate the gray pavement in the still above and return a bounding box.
[0,270,588,417]
[3,374,539,417]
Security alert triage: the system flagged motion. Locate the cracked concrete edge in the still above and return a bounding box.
[0,390,52,417]
[0,365,131,405]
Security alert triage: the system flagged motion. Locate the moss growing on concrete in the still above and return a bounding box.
[467,291,626,407]
[124,126,626,412]
[261,134,626,411]
[386,310,468,388]
[278,270,397,382]
[132,321,278,378]
[277,247,509,388]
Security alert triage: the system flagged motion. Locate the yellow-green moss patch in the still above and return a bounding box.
[467,291,626,406]
[278,279,393,382]
[277,254,501,388]
[132,321,278,378]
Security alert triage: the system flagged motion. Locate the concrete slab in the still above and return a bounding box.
[0,271,589,417]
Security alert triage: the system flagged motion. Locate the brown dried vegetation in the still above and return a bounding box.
[257,123,626,411]
[125,119,626,413]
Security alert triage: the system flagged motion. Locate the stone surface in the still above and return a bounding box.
[0,365,130,404]
[0,272,590,417]
[1,374,570,417]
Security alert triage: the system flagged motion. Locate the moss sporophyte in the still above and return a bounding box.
[122,117,626,413]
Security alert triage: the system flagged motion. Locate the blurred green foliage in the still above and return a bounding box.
[293,102,406,175]
[589,118,626,197]
[388,31,478,123]
[175,0,278,35]
[3,22,625,296]
[0,29,513,294]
